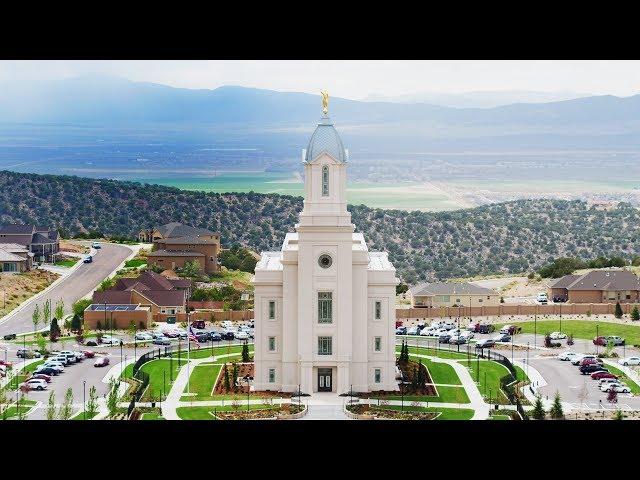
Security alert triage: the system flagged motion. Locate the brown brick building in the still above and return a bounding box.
[139,223,220,274]
[549,270,640,304]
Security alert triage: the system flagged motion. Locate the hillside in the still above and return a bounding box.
[2,170,640,283]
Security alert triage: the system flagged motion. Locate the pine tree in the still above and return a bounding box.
[549,391,564,419]
[615,301,623,319]
[531,396,545,420]
[223,365,231,392]
[49,317,61,342]
[631,306,640,321]
[232,363,239,392]
[241,341,250,362]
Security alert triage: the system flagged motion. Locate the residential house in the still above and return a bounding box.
[0,224,60,262]
[140,223,221,274]
[0,243,33,273]
[91,270,191,324]
[549,270,640,303]
[409,282,500,308]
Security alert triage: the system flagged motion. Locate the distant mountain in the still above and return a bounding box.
[2,170,640,283]
[362,90,591,108]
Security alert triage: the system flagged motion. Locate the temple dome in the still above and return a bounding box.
[304,114,347,163]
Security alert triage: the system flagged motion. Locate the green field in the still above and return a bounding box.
[141,410,164,420]
[462,360,529,405]
[501,319,640,346]
[181,364,221,400]
[402,345,474,360]
[136,172,464,211]
[122,358,187,401]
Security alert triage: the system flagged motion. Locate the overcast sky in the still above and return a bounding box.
[1,60,640,99]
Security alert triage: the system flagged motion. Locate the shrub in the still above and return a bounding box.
[615,302,623,319]
[531,396,545,420]
[549,392,564,419]
[631,306,640,321]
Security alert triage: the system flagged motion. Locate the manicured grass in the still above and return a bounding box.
[54,259,78,268]
[403,345,476,360]
[413,357,462,385]
[141,411,164,420]
[181,364,221,400]
[501,319,640,346]
[489,414,511,420]
[176,404,277,420]
[168,344,249,359]
[124,259,147,268]
[603,363,640,394]
[123,358,187,401]
[376,405,475,420]
[1,399,37,419]
[463,360,514,404]
[367,385,470,404]
[71,411,99,420]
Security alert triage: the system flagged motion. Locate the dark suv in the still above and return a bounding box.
[579,364,608,375]
[194,331,210,342]
[477,324,495,334]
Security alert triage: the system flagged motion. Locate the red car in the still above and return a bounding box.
[29,373,52,383]
[395,321,403,328]
[593,336,607,346]
[0,360,13,368]
[591,371,618,380]
[580,358,603,367]
[94,356,109,367]
[191,320,206,329]
[82,350,96,358]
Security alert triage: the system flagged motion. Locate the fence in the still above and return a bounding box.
[479,349,528,420]
[127,346,173,418]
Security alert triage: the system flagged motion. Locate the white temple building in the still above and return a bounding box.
[252,102,399,395]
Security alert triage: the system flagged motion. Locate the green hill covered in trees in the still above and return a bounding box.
[2,170,639,284]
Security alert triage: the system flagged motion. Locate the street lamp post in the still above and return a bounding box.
[83,380,86,420]
[596,324,599,355]
[534,309,537,347]
[245,375,251,412]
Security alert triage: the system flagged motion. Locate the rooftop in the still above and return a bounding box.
[153,222,217,239]
[147,249,205,257]
[255,251,283,271]
[304,115,347,163]
[554,270,640,291]
[86,304,142,312]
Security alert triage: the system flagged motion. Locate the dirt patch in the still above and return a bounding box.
[59,240,89,254]
[0,270,59,317]
[214,362,291,398]
[347,404,437,420]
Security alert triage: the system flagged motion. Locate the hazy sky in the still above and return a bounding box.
[1,60,640,99]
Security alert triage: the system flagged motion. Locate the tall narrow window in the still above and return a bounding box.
[268,300,276,320]
[374,369,381,383]
[374,337,382,352]
[322,165,329,196]
[375,301,382,320]
[318,337,332,355]
[268,368,276,383]
[318,292,332,323]
[268,337,276,352]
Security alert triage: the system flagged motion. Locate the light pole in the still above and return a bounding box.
[83,380,86,420]
[245,375,251,412]
[596,324,599,355]
[534,308,538,347]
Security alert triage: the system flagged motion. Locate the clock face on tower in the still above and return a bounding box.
[318,254,333,269]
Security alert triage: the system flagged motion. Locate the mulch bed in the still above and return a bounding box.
[215,403,304,420]
[347,404,437,420]
[362,360,437,398]
[214,362,292,398]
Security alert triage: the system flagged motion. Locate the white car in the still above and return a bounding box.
[598,378,620,387]
[499,325,513,334]
[43,361,64,372]
[619,356,640,366]
[101,337,123,346]
[235,331,250,340]
[570,354,587,365]
[550,332,567,340]
[419,328,434,336]
[460,330,474,339]
[21,378,48,391]
[558,351,579,361]
[220,321,234,329]
[135,332,153,341]
[407,326,420,335]
[91,241,101,249]
[441,323,456,331]
[537,293,548,303]
[600,382,631,393]
[430,321,445,329]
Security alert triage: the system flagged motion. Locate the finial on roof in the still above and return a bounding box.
[321,90,329,115]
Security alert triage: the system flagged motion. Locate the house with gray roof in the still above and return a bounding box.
[408,281,500,308]
[0,224,59,263]
[550,270,640,303]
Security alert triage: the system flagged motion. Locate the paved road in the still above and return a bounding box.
[0,243,132,336]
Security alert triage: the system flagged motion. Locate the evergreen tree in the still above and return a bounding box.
[71,314,81,332]
[241,341,250,362]
[613,409,624,420]
[49,317,61,342]
[615,301,623,319]
[223,365,231,392]
[549,391,564,419]
[43,299,51,327]
[531,396,545,420]
[631,306,640,321]
[232,363,239,392]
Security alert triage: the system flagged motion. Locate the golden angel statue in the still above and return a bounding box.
[321,90,329,115]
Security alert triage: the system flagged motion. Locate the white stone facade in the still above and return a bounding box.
[252,114,399,395]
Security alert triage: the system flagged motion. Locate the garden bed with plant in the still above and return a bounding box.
[346,403,438,420]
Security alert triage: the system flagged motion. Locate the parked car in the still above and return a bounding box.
[0,365,6,377]
[438,332,452,343]
[194,331,210,342]
[552,296,568,303]
[600,382,631,393]
[598,377,621,387]
[72,351,85,361]
[83,255,93,263]
[0,359,13,368]
[549,331,567,340]
[619,356,640,366]
[419,327,435,336]
[536,292,548,304]
[406,326,420,336]
[101,337,123,346]
[191,320,206,329]
[153,336,171,346]
[221,331,235,340]
[91,241,101,249]
[33,366,59,376]
[493,333,511,342]
[3,333,16,341]
[94,357,110,367]
[591,371,618,380]
[570,354,588,365]
[441,323,456,331]
[395,326,407,335]
[477,324,495,334]
[29,373,52,383]
[85,339,99,347]
[44,361,66,371]
[21,378,48,391]
[220,321,234,329]
[60,351,80,363]
[593,335,625,346]
[579,364,608,375]
[16,348,41,359]
[475,339,495,349]
[235,331,250,341]
[135,332,153,341]
[51,355,73,366]
[499,325,521,335]
[467,322,480,331]
[580,357,603,367]
[558,351,580,361]
[82,350,96,358]
[448,335,467,345]
[209,332,222,342]
[460,330,474,339]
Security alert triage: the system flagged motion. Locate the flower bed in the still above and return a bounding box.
[215,403,305,420]
[346,403,437,420]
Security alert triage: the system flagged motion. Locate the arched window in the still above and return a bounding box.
[322,165,329,196]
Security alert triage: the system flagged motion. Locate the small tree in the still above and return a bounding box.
[241,341,250,362]
[615,301,623,319]
[43,299,51,327]
[544,333,552,348]
[46,390,56,421]
[607,388,618,404]
[87,386,98,418]
[36,333,47,354]
[531,396,545,420]
[96,320,102,331]
[107,377,121,418]
[613,409,624,420]
[0,389,9,420]
[549,391,564,419]
[70,314,81,332]
[127,320,136,340]
[181,260,202,278]
[231,363,239,392]
[49,317,61,342]
[55,300,65,324]
[631,306,640,322]
[223,365,231,392]
[32,304,41,332]
[58,388,74,420]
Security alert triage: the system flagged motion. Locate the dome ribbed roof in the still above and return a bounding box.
[304,114,347,163]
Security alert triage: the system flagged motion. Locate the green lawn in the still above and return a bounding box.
[403,345,476,360]
[124,259,147,268]
[121,358,187,401]
[169,344,249,359]
[463,360,518,404]
[55,259,78,268]
[71,411,99,420]
[501,319,640,346]
[365,385,470,404]
[603,363,640,394]
[374,405,475,420]
[181,364,221,400]
[413,357,462,385]
[176,404,278,420]
[141,411,165,420]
